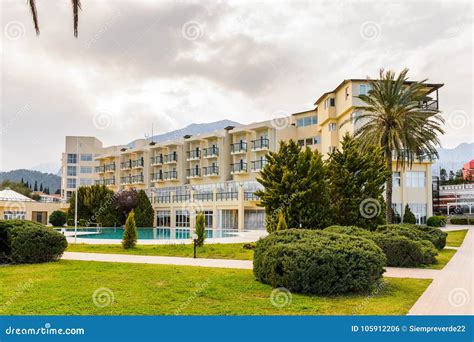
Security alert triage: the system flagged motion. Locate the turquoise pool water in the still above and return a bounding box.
[63,227,238,240]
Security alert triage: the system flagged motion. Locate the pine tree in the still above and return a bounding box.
[256,140,331,232]
[327,134,390,230]
[39,183,43,192]
[122,209,137,249]
[33,180,38,192]
[195,212,206,247]
[134,190,154,227]
[276,210,288,231]
[402,204,417,224]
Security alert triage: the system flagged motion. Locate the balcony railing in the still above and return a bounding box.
[95,177,115,186]
[244,192,260,201]
[195,192,213,201]
[251,138,269,151]
[120,176,131,184]
[164,170,178,180]
[251,159,267,171]
[231,142,247,154]
[131,158,144,168]
[392,150,436,163]
[164,153,178,164]
[186,149,201,160]
[203,165,219,176]
[173,194,190,202]
[104,163,115,172]
[154,195,171,204]
[231,162,247,174]
[131,174,144,184]
[420,99,439,110]
[120,160,132,170]
[150,155,163,165]
[203,146,219,158]
[150,172,163,182]
[95,166,105,173]
[186,168,202,178]
[216,191,238,201]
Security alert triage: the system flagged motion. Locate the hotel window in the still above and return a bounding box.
[3,211,26,220]
[156,210,171,227]
[305,138,313,146]
[67,178,76,188]
[80,166,92,174]
[406,171,425,188]
[313,136,321,144]
[345,87,350,100]
[67,165,77,176]
[328,123,337,131]
[175,210,190,228]
[324,98,335,108]
[67,153,77,164]
[297,139,305,147]
[79,178,93,186]
[393,172,401,187]
[359,84,371,95]
[80,153,93,161]
[201,210,213,228]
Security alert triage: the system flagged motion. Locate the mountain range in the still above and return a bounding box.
[0,169,61,194]
[432,143,474,175]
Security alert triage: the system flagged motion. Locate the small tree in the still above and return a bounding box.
[122,210,137,249]
[195,212,206,247]
[276,211,288,231]
[403,204,417,224]
[134,190,154,227]
[49,210,67,227]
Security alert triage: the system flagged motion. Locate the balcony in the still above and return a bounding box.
[150,172,163,182]
[186,167,202,179]
[251,159,267,172]
[95,177,115,186]
[154,195,170,204]
[150,155,163,166]
[216,191,238,201]
[131,158,144,169]
[120,176,131,185]
[186,149,201,161]
[244,192,260,201]
[231,142,247,154]
[95,165,105,173]
[172,194,190,202]
[104,163,116,172]
[120,160,132,170]
[203,146,219,158]
[164,170,178,180]
[195,192,213,201]
[203,165,219,177]
[164,153,178,164]
[392,150,436,163]
[251,138,269,151]
[231,162,248,174]
[131,174,144,184]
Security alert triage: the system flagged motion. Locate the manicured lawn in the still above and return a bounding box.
[0,260,430,315]
[67,243,254,260]
[425,248,457,270]
[446,229,468,247]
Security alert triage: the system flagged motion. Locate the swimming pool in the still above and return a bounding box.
[61,227,239,240]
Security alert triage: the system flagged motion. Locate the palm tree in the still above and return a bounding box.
[27,0,82,37]
[350,68,444,224]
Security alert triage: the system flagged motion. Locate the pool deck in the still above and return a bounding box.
[66,229,268,245]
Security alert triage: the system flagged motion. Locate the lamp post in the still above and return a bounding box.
[191,233,198,258]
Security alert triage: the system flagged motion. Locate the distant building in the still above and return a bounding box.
[432,181,474,215]
[462,160,474,181]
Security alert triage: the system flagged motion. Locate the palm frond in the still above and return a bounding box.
[28,0,40,35]
[72,0,82,37]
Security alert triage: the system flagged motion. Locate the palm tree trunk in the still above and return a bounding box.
[385,152,393,224]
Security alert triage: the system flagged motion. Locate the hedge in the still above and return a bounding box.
[0,220,67,264]
[325,225,439,267]
[449,218,469,225]
[254,229,386,295]
[376,224,446,250]
[426,216,447,228]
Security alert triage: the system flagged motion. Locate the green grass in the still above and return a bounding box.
[67,243,254,260]
[0,260,430,315]
[446,229,468,247]
[425,248,457,270]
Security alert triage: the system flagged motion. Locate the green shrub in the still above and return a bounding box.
[0,220,67,264]
[253,229,386,295]
[470,218,474,225]
[276,211,288,231]
[402,205,417,224]
[376,224,446,250]
[122,210,137,249]
[325,225,439,266]
[134,189,154,227]
[450,217,469,225]
[78,218,87,227]
[195,212,206,247]
[49,210,67,227]
[426,216,447,227]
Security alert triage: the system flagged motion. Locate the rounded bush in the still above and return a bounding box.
[426,216,447,228]
[0,220,67,264]
[377,224,446,250]
[253,229,386,295]
[450,217,469,225]
[49,210,67,227]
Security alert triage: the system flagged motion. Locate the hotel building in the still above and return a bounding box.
[61,79,442,229]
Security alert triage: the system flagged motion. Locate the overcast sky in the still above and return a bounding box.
[0,0,472,171]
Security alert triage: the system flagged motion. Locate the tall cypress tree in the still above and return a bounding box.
[327,134,390,230]
[134,189,154,227]
[256,140,331,232]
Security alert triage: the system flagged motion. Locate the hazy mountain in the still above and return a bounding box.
[433,143,474,175]
[29,162,61,175]
[127,120,240,147]
[0,169,61,193]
